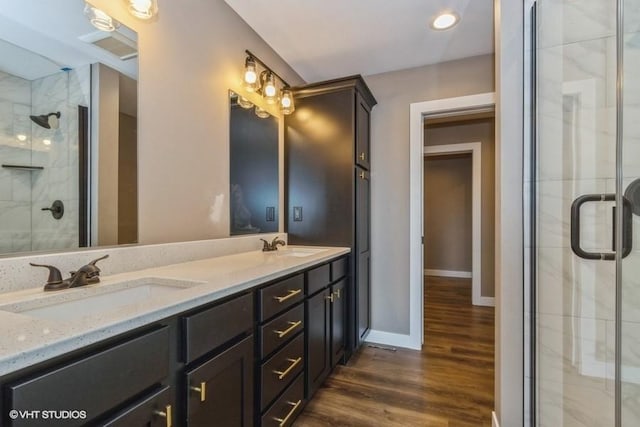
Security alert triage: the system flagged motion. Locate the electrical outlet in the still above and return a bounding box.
[266,206,275,222]
[293,206,303,222]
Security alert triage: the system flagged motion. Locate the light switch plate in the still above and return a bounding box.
[293,206,303,222]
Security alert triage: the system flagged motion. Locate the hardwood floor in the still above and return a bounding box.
[294,276,495,426]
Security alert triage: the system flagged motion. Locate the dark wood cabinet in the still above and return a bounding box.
[185,336,254,427]
[285,76,376,357]
[356,95,371,170]
[331,279,347,367]
[306,288,332,398]
[102,386,173,427]
[0,255,351,427]
[6,327,169,427]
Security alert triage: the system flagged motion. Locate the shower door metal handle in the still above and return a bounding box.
[570,193,632,260]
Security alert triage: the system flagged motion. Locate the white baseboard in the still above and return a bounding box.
[475,296,496,307]
[492,411,499,427]
[365,330,422,350]
[424,269,472,278]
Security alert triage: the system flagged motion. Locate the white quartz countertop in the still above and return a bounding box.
[0,246,349,377]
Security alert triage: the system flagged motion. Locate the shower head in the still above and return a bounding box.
[30,112,61,129]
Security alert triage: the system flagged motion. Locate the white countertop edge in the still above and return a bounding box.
[0,246,350,377]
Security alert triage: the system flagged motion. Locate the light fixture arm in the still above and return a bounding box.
[245,49,290,88]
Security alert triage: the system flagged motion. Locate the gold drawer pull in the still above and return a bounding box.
[359,171,366,179]
[274,320,302,338]
[334,289,341,299]
[359,152,366,161]
[190,381,206,402]
[153,404,172,427]
[273,399,302,427]
[273,357,302,380]
[273,288,302,303]
[325,293,334,303]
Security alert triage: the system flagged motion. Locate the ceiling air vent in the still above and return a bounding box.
[78,28,138,61]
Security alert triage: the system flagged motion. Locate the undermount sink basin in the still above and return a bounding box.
[0,278,201,322]
[276,247,327,258]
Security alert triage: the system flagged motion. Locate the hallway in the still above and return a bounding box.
[295,276,495,426]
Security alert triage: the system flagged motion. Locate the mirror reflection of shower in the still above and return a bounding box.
[29,112,61,129]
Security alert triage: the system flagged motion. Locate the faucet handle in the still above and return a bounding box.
[260,239,271,251]
[88,254,109,267]
[30,263,67,291]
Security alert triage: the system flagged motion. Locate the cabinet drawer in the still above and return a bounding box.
[7,327,169,427]
[331,257,347,282]
[260,303,304,358]
[260,333,304,411]
[183,293,253,364]
[259,274,304,321]
[307,263,330,295]
[261,374,304,427]
[102,385,172,427]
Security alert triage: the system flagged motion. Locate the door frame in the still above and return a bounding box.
[424,142,492,307]
[409,92,496,349]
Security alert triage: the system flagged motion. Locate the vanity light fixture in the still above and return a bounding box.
[125,0,159,20]
[243,50,296,115]
[262,72,278,104]
[254,106,270,119]
[431,12,459,30]
[280,88,295,115]
[237,96,253,109]
[243,57,258,92]
[84,3,120,32]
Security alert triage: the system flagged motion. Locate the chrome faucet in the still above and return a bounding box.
[30,255,109,291]
[261,236,286,252]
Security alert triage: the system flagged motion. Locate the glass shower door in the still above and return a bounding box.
[533,0,640,425]
[534,0,618,425]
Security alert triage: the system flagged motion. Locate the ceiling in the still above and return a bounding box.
[224,0,494,82]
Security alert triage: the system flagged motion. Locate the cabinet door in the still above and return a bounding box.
[306,288,331,398]
[185,336,253,427]
[331,279,346,367]
[355,96,371,170]
[356,168,370,253]
[102,386,172,427]
[357,251,371,344]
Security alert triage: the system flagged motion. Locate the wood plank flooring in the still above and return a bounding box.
[294,276,495,426]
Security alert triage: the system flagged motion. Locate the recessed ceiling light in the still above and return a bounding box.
[431,12,459,30]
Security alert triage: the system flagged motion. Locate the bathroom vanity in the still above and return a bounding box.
[0,245,349,426]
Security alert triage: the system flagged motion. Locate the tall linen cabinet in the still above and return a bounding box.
[285,76,376,358]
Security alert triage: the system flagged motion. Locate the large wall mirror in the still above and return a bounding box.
[229,91,278,235]
[0,1,138,256]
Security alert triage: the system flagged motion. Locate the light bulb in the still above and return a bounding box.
[43,139,52,146]
[243,57,258,92]
[280,89,295,115]
[84,4,120,32]
[126,0,158,20]
[238,96,253,109]
[16,134,27,142]
[263,72,277,104]
[431,12,459,30]
[254,106,270,119]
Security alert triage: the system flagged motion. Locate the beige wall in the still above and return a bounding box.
[96,64,120,246]
[425,118,496,297]
[364,54,495,335]
[89,0,304,244]
[424,155,472,273]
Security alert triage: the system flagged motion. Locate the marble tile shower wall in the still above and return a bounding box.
[30,66,90,252]
[536,0,617,425]
[0,70,33,253]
